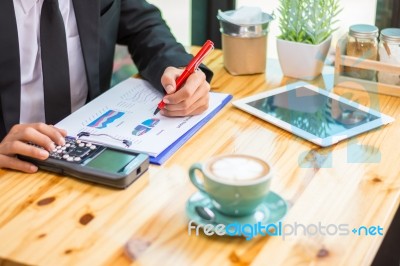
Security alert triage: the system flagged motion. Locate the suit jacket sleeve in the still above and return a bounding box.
[116,0,213,92]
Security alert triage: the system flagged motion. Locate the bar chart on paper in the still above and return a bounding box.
[57,78,232,164]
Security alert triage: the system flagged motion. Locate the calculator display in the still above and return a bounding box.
[20,137,149,188]
[86,149,136,173]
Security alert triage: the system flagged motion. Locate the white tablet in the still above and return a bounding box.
[232,82,394,147]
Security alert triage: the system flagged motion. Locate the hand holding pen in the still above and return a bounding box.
[154,40,214,116]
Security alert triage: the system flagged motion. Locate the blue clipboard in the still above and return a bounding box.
[150,94,233,164]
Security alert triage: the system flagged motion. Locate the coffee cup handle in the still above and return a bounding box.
[189,163,207,194]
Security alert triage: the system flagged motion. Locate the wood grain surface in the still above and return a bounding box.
[0,48,399,266]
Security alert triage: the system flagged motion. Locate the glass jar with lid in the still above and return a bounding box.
[345,24,379,80]
[378,28,400,85]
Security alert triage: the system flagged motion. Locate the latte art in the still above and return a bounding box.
[189,154,273,216]
[207,155,270,183]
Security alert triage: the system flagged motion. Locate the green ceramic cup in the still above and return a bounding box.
[189,154,272,216]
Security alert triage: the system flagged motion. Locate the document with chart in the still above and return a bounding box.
[56,78,232,164]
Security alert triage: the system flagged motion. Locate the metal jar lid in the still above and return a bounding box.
[380,28,400,43]
[349,24,379,39]
[217,10,273,38]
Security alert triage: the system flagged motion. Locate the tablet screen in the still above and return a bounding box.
[246,86,380,138]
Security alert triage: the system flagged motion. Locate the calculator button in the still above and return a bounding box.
[74,157,81,162]
[86,143,92,147]
[67,157,74,162]
[61,147,67,150]
[56,150,63,154]
[69,147,91,157]
[65,143,71,147]
[52,148,58,153]
[56,146,62,149]
[76,140,81,144]
[79,143,85,147]
[63,154,69,159]
[90,145,96,150]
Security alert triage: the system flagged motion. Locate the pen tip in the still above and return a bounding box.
[153,108,160,115]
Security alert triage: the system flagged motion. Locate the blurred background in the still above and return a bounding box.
[112,0,399,85]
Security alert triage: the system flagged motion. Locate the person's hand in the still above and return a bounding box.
[0,123,67,173]
[160,66,210,116]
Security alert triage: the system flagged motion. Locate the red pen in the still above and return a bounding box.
[153,40,214,115]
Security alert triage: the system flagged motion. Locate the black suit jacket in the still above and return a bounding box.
[0,0,212,140]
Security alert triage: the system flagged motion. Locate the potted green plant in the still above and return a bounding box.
[276,0,341,80]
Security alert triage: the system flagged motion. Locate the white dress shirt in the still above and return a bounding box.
[14,0,88,124]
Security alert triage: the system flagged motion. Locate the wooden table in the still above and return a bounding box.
[1,49,399,266]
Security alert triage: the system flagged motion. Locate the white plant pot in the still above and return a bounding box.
[276,36,332,80]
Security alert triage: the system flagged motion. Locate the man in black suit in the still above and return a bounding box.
[0,0,213,172]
